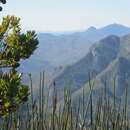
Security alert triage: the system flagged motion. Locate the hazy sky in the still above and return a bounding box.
[1,0,130,32]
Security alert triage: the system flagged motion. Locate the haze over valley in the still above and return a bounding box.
[20,24,130,74]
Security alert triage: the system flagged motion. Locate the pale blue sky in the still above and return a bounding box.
[1,0,130,32]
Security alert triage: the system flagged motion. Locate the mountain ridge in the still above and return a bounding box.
[52,35,121,99]
[20,24,130,74]
[52,33,130,102]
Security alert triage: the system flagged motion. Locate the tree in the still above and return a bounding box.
[0,15,39,116]
[0,0,6,11]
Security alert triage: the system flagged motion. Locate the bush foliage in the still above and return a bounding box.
[0,15,39,116]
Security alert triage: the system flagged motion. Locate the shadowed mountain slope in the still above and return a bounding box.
[53,35,121,99]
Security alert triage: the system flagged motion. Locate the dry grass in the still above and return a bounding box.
[0,73,129,130]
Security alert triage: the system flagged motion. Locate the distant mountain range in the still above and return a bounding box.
[20,24,130,74]
[52,33,130,103]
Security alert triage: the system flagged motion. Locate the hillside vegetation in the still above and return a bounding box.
[0,74,130,130]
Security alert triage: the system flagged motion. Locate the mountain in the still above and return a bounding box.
[52,33,130,103]
[72,57,130,102]
[99,24,130,36]
[20,24,130,74]
[71,24,130,42]
[52,35,120,99]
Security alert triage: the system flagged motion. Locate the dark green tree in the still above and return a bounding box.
[0,0,6,11]
[0,15,39,116]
